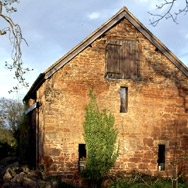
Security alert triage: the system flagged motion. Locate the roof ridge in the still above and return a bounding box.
[44,6,129,76]
[24,6,188,100]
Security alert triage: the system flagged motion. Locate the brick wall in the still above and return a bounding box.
[36,18,188,185]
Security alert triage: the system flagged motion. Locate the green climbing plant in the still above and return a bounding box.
[82,89,119,188]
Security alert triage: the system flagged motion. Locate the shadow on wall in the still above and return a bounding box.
[142,58,188,113]
[148,59,188,179]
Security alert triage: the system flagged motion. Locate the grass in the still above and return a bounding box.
[108,175,188,188]
[45,173,188,188]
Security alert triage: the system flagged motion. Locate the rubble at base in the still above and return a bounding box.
[0,162,58,188]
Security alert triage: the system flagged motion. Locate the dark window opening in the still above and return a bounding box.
[78,144,86,172]
[120,87,128,113]
[158,144,165,171]
[106,39,139,80]
[79,144,86,160]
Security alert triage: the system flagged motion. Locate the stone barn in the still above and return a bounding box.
[24,7,188,185]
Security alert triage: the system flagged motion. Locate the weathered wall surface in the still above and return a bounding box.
[36,18,188,185]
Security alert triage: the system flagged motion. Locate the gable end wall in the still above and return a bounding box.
[35,18,188,186]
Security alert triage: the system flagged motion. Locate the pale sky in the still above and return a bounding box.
[0,0,188,99]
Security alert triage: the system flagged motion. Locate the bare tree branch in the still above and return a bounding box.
[0,97,24,133]
[0,0,33,93]
[148,0,188,26]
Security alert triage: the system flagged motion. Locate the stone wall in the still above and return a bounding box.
[35,18,188,185]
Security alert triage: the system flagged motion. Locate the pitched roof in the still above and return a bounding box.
[24,6,188,101]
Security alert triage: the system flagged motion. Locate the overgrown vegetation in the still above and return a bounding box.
[0,129,17,160]
[45,176,86,188]
[109,173,188,188]
[81,89,119,188]
[58,180,84,188]
[15,114,30,163]
[0,98,30,165]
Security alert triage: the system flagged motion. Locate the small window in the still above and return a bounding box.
[158,144,165,171]
[78,144,86,171]
[120,87,128,113]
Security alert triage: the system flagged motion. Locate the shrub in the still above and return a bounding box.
[82,89,119,187]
